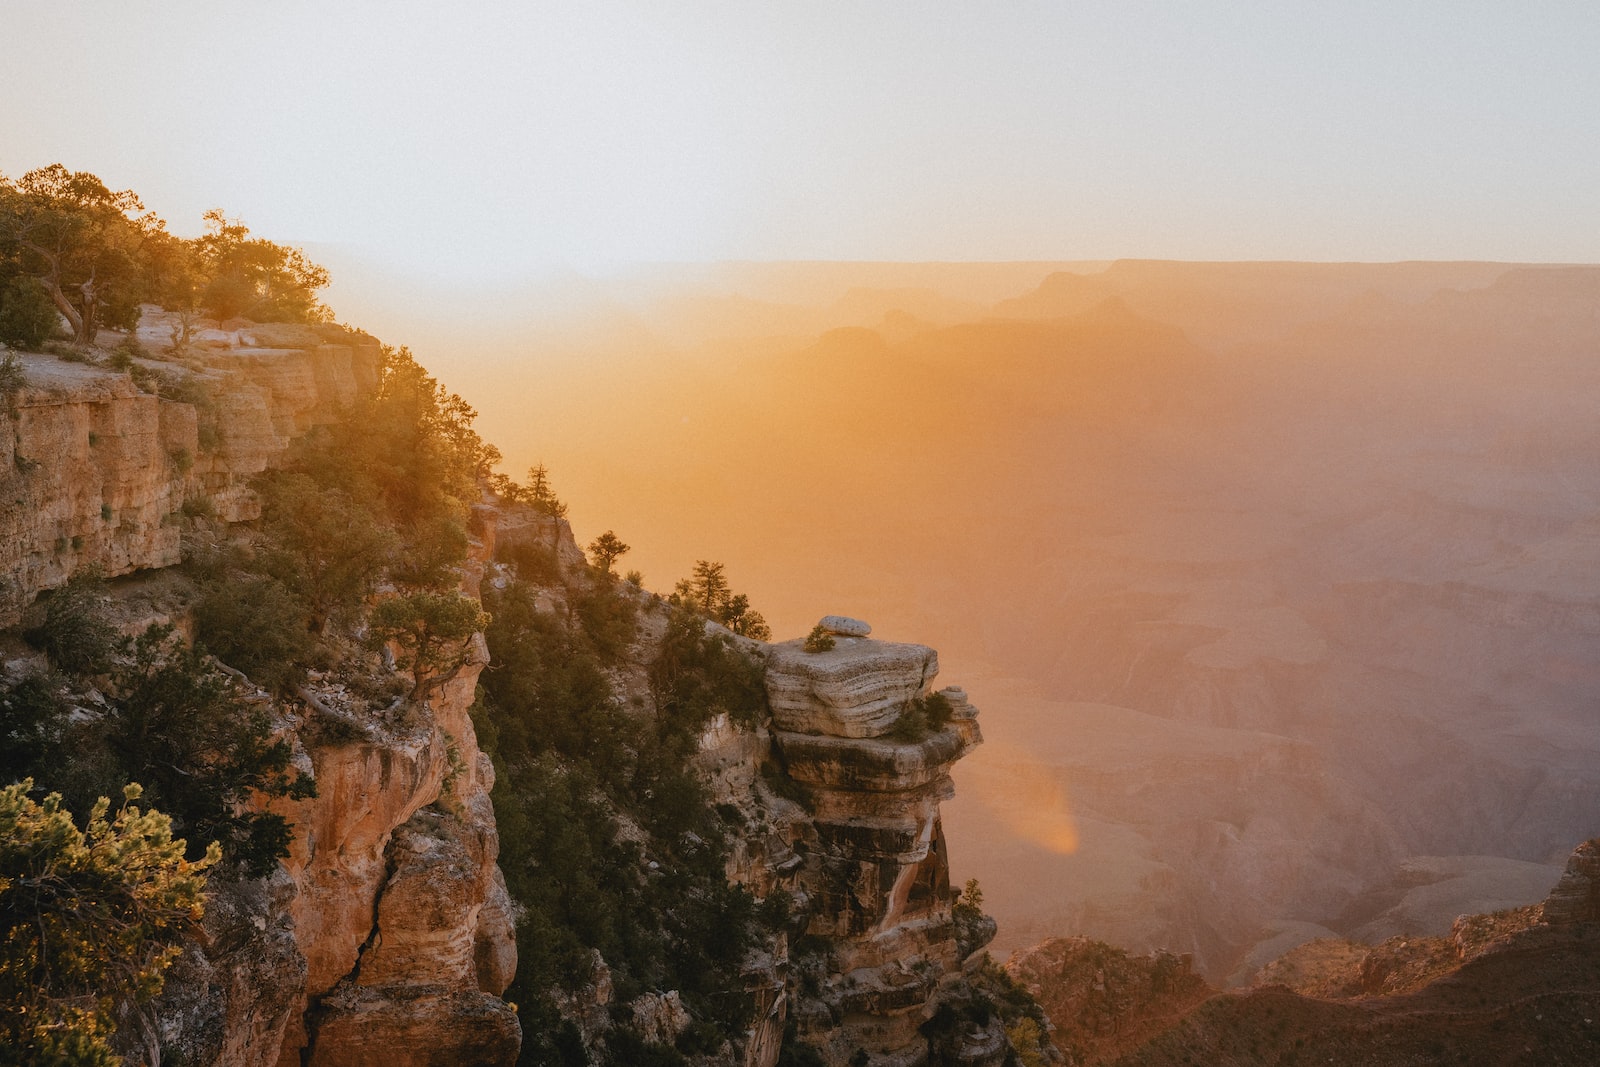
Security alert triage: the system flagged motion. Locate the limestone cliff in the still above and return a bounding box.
[1,317,380,626]
[3,317,1021,1067]
[0,321,518,1065]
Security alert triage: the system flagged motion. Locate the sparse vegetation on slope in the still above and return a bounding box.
[478,523,777,1065]
[0,164,333,348]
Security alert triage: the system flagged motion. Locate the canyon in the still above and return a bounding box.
[0,315,1013,1065]
[361,259,1600,981]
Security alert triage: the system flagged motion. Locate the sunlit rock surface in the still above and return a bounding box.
[20,315,528,1066]
[0,313,379,626]
[767,638,940,738]
[768,632,1000,1066]
[1541,838,1600,925]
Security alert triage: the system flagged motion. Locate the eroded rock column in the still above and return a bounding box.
[767,619,996,1067]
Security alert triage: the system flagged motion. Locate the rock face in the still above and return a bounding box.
[767,633,997,1066]
[275,511,518,1067]
[1005,937,1213,1067]
[155,514,519,1067]
[1541,837,1600,925]
[767,638,941,738]
[0,322,380,626]
[4,317,521,1066]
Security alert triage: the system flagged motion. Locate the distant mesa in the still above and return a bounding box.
[819,614,871,637]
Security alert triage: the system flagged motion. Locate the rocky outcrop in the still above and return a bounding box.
[1097,838,1600,1067]
[819,615,872,638]
[767,638,942,738]
[279,512,518,1067]
[768,624,997,1066]
[1541,837,1600,925]
[10,315,524,1066]
[152,516,518,1067]
[1005,937,1212,1067]
[0,320,380,626]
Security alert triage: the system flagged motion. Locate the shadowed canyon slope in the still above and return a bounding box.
[347,259,1600,978]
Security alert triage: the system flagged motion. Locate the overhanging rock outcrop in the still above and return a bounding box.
[767,630,1001,1066]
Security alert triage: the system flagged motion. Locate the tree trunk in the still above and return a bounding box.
[79,271,99,345]
[40,275,85,343]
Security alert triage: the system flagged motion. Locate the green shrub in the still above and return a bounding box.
[0,780,217,1065]
[23,572,117,675]
[106,625,316,875]
[499,537,562,584]
[0,672,67,785]
[887,691,955,743]
[572,580,639,663]
[368,591,490,700]
[650,607,768,734]
[0,276,60,349]
[481,581,765,1057]
[192,573,314,693]
[803,624,835,653]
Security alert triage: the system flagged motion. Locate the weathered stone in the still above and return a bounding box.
[775,730,970,793]
[630,990,692,1045]
[304,984,520,1067]
[766,632,997,1065]
[0,326,380,627]
[1541,837,1600,925]
[766,639,940,738]
[820,614,872,637]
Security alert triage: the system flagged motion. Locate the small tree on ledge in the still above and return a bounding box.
[588,530,630,576]
[369,592,491,701]
[803,624,835,653]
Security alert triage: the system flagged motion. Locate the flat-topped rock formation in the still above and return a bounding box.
[1541,838,1600,925]
[769,621,999,1066]
[767,638,941,738]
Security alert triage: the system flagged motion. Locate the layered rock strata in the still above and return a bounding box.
[1,317,521,1064]
[154,500,519,1067]
[1540,837,1600,925]
[767,631,1000,1066]
[0,323,380,625]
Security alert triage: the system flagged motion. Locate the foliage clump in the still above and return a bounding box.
[22,570,118,675]
[0,165,333,350]
[479,539,774,1063]
[587,529,630,576]
[670,560,772,640]
[369,592,491,701]
[106,625,315,876]
[192,344,498,694]
[0,780,218,1066]
[887,690,955,743]
[803,623,835,653]
[0,275,58,349]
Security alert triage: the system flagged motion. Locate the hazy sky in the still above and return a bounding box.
[5,2,1598,277]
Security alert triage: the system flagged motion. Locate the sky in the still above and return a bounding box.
[4,2,1600,278]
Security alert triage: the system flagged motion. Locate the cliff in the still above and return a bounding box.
[0,319,519,1065]
[0,315,380,626]
[1011,836,1600,1066]
[1,316,1019,1066]
[763,626,1007,1066]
